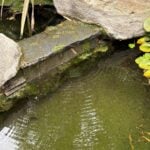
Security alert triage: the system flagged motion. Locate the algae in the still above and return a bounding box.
[52,44,66,53]
[94,43,109,53]
[81,41,91,52]
[0,94,14,112]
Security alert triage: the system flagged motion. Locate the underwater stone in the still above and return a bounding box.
[0,34,22,87]
[54,0,150,40]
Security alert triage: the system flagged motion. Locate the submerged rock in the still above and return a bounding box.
[54,0,150,40]
[0,34,22,87]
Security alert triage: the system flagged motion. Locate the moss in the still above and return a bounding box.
[52,44,66,53]
[0,95,14,112]
[81,42,91,52]
[78,52,92,60]
[94,43,109,53]
[20,84,40,98]
[58,41,110,74]
[58,41,111,79]
[7,84,39,101]
[8,72,65,104]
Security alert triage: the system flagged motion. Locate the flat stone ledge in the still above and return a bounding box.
[19,20,102,68]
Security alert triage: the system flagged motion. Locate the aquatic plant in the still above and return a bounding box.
[130,17,150,79]
[135,53,150,78]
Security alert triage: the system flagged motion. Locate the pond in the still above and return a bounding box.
[0,50,150,150]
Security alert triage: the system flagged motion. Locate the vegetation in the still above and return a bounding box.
[130,17,150,79]
[0,0,53,38]
[0,0,52,13]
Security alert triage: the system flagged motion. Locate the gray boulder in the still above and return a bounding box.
[0,34,22,87]
[54,0,150,40]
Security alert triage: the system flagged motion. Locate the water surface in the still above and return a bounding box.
[0,51,150,150]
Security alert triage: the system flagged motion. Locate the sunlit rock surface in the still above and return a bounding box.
[54,0,150,40]
[0,34,22,87]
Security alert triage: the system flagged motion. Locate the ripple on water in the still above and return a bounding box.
[73,85,102,149]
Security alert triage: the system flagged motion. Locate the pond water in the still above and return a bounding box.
[0,50,150,150]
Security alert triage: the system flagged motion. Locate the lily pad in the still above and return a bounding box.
[144,69,150,78]
[128,43,135,49]
[144,17,150,32]
[135,53,150,70]
[137,36,150,45]
[139,42,150,52]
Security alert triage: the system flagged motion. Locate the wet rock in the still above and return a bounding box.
[54,0,150,40]
[0,34,22,87]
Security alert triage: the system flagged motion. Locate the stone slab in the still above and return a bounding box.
[19,20,102,68]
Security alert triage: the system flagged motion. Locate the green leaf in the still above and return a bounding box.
[144,52,150,59]
[144,17,150,32]
[137,36,150,44]
[135,53,150,70]
[128,43,135,49]
[139,42,150,52]
[144,69,150,78]
[135,56,143,64]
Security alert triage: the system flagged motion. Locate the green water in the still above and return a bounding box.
[0,51,150,150]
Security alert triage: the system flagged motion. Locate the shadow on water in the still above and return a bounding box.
[0,48,150,150]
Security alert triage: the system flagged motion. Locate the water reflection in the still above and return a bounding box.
[73,87,102,149]
[0,127,18,150]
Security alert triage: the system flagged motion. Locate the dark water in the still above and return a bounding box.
[0,51,150,150]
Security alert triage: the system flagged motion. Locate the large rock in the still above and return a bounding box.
[54,0,150,40]
[0,34,22,87]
